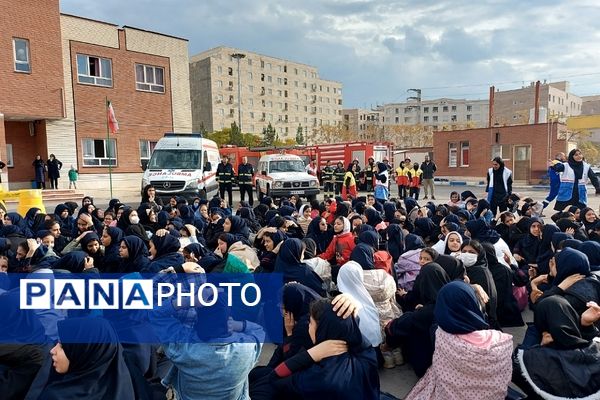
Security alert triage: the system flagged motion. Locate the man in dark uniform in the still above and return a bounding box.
[334,161,345,196]
[322,160,334,199]
[364,157,375,192]
[237,156,254,206]
[216,156,234,207]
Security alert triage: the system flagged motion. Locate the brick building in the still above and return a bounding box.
[1,0,192,190]
[433,123,575,184]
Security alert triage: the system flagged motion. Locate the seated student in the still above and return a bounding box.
[151,290,264,400]
[253,228,285,273]
[406,281,513,400]
[144,233,184,273]
[318,216,355,268]
[302,238,332,288]
[297,205,313,236]
[513,296,600,399]
[252,298,380,400]
[275,239,326,297]
[32,317,135,399]
[0,290,47,399]
[99,226,123,272]
[117,235,151,273]
[385,263,451,377]
[305,217,334,255]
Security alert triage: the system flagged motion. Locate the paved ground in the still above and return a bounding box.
[11,183,595,398]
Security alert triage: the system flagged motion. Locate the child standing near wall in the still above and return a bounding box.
[68,165,78,189]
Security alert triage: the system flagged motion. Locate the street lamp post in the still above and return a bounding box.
[231,53,246,132]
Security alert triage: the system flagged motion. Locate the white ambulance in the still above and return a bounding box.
[255,153,320,201]
[141,133,220,201]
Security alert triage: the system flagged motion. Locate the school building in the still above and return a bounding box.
[0,0,192,191]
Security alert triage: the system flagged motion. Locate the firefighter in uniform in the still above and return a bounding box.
[363,157,375,192]
[334,161,346,196]
[322,160,335,199]
[237,156,254,206]
[216,156,235,207]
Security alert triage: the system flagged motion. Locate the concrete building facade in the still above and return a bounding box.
[342,108,383,140]
[381,98,489,131]
[189,46,343,139]
[492,81,582,126]
[1,0,192,190]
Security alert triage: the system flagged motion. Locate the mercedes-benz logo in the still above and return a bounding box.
[163,182,171,189]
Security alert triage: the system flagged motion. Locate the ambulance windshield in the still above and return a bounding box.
[269,160,305,173]
[148,150,202,170]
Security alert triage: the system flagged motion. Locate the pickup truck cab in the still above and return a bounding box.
[255,154,319,201]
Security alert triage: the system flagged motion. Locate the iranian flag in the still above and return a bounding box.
[107,100,119,134]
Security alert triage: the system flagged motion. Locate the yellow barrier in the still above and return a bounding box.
[0,189,46,217]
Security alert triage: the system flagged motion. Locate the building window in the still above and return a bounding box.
[248,72,253,80]
[451,115,457,121]
[247,59,252,66]
[491,144,511,160]
[140,140,157,165]
[432,106,438,113]
[5,144,14,167]
[13,38,31,72]
[82,138,117,166]
[433,116,438,122]
[466,114,472,121]
[423,107,429,113]
[443,106,449,112]
[248,85,254,93]
[448,143,458,167]
[135,64,165,93]
[451,105,457,111]
[228,67,233,76]
[467,105,473,111]
[423,116,429,122]
[217,80,223,88]
[460,142,469,166]
[76,54,112,87]
[217,66,222,74]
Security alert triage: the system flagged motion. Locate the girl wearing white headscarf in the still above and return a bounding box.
[337,261,383,347]
[432,231,463,255]
[319,216,355,266]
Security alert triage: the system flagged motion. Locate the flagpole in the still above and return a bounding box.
[106,97,114,198]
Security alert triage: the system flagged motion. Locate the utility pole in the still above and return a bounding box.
[231,53,246,132]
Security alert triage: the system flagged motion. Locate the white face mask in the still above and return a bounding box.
[457,252,478,267]
[129,216,140,225]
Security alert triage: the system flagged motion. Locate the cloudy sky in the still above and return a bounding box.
[61,0,600,108]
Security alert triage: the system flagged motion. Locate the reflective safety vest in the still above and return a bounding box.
[237,163,254,185]
[216,163,234,184]
[557,162,591,203]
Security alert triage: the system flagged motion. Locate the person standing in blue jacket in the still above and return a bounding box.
[542,152,566,209]
[551,148,600,211]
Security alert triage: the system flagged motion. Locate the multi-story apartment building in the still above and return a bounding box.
[381,98,489,132]
[1,0,192,190]
[189,46,343,139]
[492,81,582,125]
[581,95,600,115]
[342,108,384,140]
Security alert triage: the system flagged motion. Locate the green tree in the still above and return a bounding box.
[198,122,208,136]
[296,124,304,145]
[262,122,276,146]
[230,122,244,146]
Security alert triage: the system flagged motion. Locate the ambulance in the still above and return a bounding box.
[141,133,220,201]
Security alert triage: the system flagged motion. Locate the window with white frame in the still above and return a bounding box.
[82,139,117,166]
[76,54,112,87]
[5,144,14,167]
[140,140,157,165]
[135,64,165,93]
[491,144,511,160]
[448,142,458,167]
[460,141,469,166]
[13,38,31,72]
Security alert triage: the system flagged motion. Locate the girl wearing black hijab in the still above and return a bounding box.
[254,298,379,400]
[145,233,183,273]
[305,217,334,255]
[485,157,512,216]
[118,235,150,273]
[100,226,124,273]
[551,148,600,211]
[274,239,326,296]
[117,207,149,243]
[36,317,135,399]
[385,262,451,377]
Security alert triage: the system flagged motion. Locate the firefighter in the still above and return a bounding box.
[216,155,235,207]
[364,157,375,192]
[237,156,254,206]
[334,161,346,196]
[322,160,335,199]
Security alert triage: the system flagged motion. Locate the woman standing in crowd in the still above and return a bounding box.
[486,157,513,216]
[32,155,46,190]
[46,154,63,190]
[552,148,600,211]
